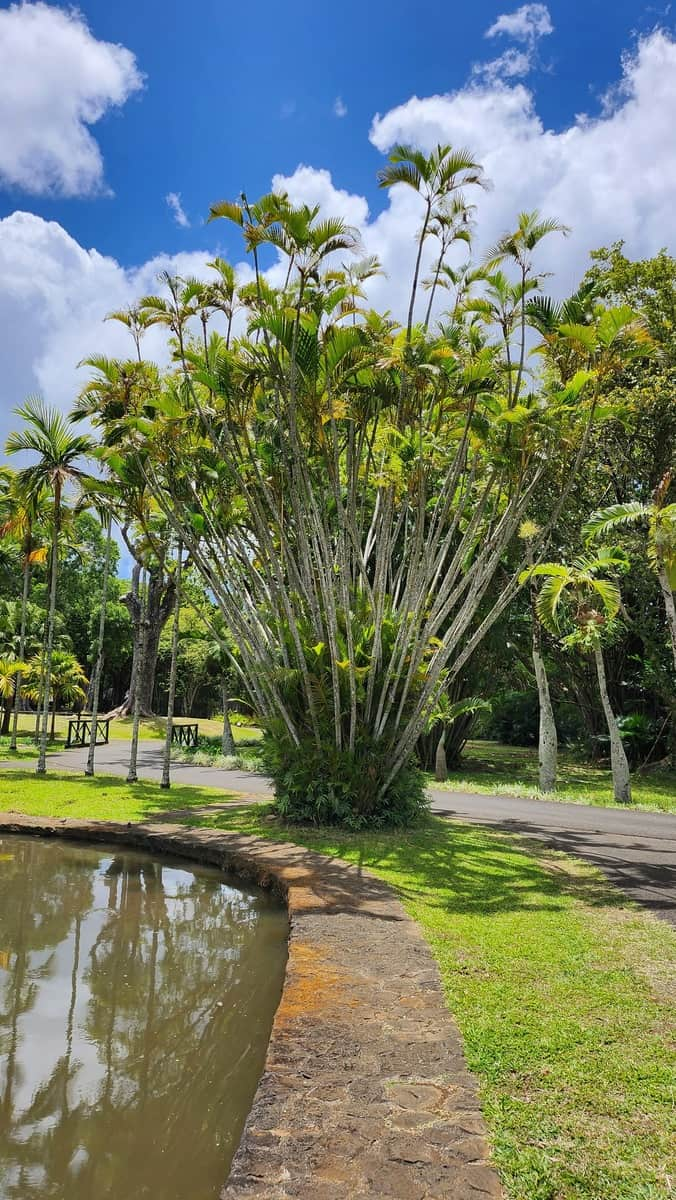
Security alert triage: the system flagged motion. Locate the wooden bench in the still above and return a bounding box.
[66,718,110,748]
[171,723,199,748]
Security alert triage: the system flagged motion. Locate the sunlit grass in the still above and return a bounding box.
[433,740,676,813]
[1,771,674,1198]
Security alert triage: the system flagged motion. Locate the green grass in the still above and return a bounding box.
[0,716,263,760]
[435,740,676,813]
[0,770,674,1199]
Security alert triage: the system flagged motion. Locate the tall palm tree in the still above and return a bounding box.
[583,471,676,669]
[0,657,28,736]
[0,478,48,750]
[6,399,92,773]
[529,548,632,804]
[85,488,117,777]
[422,195,475,329]
[377,144,485,338]
[520,521,558,792]
[485,210,570,404]
[24,650,88,740]
[161,541,183,789]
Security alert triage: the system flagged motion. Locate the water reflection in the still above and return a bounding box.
[0,835,287,1199]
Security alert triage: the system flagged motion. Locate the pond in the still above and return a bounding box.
[0,834,288,1199]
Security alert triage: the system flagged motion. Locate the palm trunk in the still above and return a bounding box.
[407,202,431,339]
[532,611,557,792]
[221,682,236,756]
[10,555,31,751]
[37,480,61,774]
[434,730,448,782]
[657,563,676,672]
[161,544,183,789]
[423,248,444,331]
[127,571,149,784]
[85,516,113,777]
[594,646,631,804]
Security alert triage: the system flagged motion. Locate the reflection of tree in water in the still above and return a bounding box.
[0,838,287,1200]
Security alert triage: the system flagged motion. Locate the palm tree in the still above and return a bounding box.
[422,195,475,329]
[485,210,570,403]
[6,399,92,773]
[583,471,676,670]
[529,548,633,803]
[520,521,558,792]
[160,541,183,789]
[0,657,28,736]
[377,144,485,338]
[24,650,88,741]
[85,489,117,777]
[0,478,48,749]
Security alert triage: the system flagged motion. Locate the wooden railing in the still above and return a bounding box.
[66,718,110,748]
[171,723,199,748]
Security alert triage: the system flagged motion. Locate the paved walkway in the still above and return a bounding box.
[3,741,676,923]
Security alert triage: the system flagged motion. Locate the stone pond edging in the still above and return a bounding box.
[0,812,502,1200]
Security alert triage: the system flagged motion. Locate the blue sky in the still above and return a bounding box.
[1,0,671,267]
[0,0,675,452]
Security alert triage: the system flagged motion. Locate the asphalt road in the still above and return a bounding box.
[3,741,675,924]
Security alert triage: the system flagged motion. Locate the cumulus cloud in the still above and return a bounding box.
[0,2,143,196]
[1,29,675,448]
[166,191,190,228]
[486,3,553,42]
[333,96,348,118]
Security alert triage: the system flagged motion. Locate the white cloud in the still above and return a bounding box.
[486,4,553,42]
[0,2,143,196]
[333,96,348,118]
[1,29,675,450]
[477,2,553,80]
[166,191,190,228]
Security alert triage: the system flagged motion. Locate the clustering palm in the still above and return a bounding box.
[529,549,633,803]
[23,650,88,741]
[6,399,92,772]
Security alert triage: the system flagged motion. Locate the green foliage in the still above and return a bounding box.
[261,730,428,829]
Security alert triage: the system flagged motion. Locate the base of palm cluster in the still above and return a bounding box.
[0,812,501,1200]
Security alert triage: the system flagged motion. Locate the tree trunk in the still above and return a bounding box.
[161,545,183,789]
[657,563,676,672]
[532,615,557,792]
[85,517,113,777]
[434,730,448,782]
[127,572,149,784]
[221,681,236,756]
[37,481,61,774]
[594,647,632,804]
[10,555,31,751]
[114,565,175,718]
[1,702,11,737]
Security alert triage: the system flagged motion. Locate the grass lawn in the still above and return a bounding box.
[1,770,674,1199]
[0,715,262,760]
[435,740,676,813]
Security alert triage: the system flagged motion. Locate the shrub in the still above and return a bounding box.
[261,733,429,830]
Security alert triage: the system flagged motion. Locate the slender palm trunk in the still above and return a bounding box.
[532,606,557,792]
[161,544,183,789]
[127,571,149,784]
[657,564,676,672]
[37,481,61,774]
[594,646,631,804]
[407,203,431,339]
[434,730,448,782]
[85,517,113,777]
[221,681,235,756]
[10,555,31,751]
[423,245,447,331]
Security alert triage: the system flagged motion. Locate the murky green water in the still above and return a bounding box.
[0,834,288,1200]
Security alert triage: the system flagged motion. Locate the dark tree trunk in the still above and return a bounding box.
[108,564,175,718]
